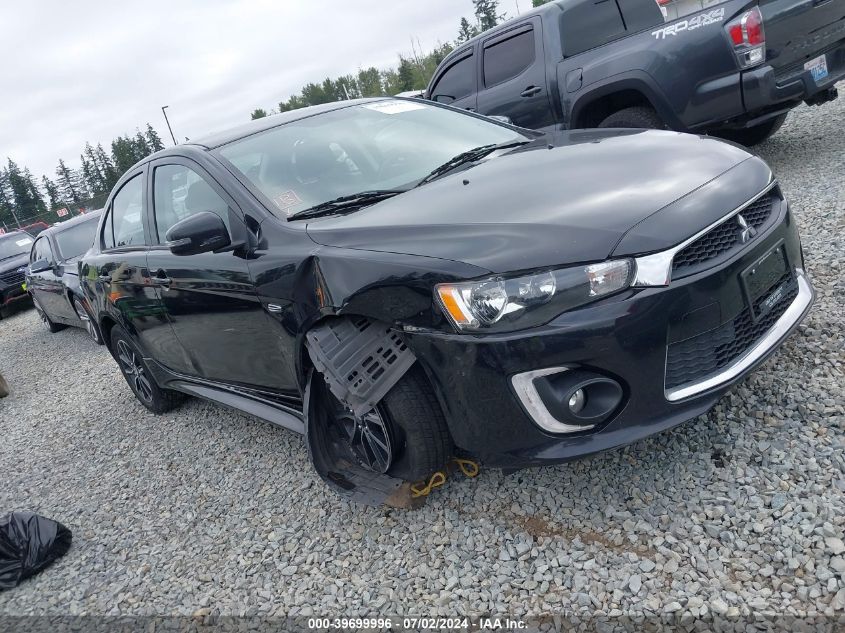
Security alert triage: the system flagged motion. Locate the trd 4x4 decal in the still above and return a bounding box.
[652,8,726,40]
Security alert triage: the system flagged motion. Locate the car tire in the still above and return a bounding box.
[72,296,103,345]
[714,114,789,147]
[598,106,666,130]
[110,325,183,414]
[317,365,452,482]
[32,296,65,333]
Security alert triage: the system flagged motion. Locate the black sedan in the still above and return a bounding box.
[0,231,34,318]
[80,99,814,503]
[26,211,103,343]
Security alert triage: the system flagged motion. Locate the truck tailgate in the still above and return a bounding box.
[761,0,845,73]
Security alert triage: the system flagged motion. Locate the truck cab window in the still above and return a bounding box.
[561,0,626,57]
[430,55,475,104]
[483,29,536,88]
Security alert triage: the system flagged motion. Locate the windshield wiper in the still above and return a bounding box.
[287,189,405,221]
[416,140,530,188]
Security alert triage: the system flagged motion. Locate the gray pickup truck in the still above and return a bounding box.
[424,0,844,145]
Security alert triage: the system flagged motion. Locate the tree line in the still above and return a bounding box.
[1,125,165,230]
[250,0,516,120]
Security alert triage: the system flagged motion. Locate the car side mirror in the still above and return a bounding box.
[165,211,231,256]
[29,259,51,274]
[488,115,513,125]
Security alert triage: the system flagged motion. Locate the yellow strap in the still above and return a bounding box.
[409,459,481,498]
[410,471,447,498]
[453,458,480,478]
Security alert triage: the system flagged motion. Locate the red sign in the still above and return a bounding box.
[56,207,69,217]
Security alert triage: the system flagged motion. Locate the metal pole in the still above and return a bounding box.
[161,106,177,146]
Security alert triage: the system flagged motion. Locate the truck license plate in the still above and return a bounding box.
[805,55,829,84]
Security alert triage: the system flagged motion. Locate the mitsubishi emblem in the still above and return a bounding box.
[737,214,756,244]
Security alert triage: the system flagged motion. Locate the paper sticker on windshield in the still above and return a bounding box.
[16,239,33,247]
[274,190,302,215]
[362,101,426,115]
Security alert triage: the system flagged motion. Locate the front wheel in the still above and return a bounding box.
[110,326,182,414]
[316,365,452,483]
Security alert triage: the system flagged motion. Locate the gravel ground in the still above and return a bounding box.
[0,88,843,624]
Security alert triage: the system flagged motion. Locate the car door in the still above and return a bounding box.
[96,170,182,364]
[28,235,67,320]
[428,47,478,111]
[476,18,555,130]
[145,157,287,391]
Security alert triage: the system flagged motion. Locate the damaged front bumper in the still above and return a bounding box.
[402,211,814,470]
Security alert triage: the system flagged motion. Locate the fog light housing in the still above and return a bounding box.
[511,368,624,434]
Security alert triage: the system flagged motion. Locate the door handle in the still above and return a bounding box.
[520,86,542,98]
[152,270,172,288]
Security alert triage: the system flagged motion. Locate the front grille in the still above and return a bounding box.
[665,271,798,390]
[672,194,777,276]
[0,270,25,287]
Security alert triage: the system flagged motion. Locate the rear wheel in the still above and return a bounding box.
[32,296,65,333]
[714,114,789,147]
[598,106,666,130]
[110,326,182,414]
[72,296,102,344]
[317,365,452,482]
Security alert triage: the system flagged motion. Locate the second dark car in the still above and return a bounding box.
[81,99,813,503]
[26,211,104,343]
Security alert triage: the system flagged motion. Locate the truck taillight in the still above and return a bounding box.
[726,7,766,69]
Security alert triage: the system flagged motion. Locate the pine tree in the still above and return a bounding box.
[81,146,105,196]
[251,108,268,120]
[134,130,151,160]
[145,124,165,152]
[357,67,383,97]
[473,0,505,31]
[111,137,136,177]
[6,159,45,221]
[41,176,62,211]
[0,169,17,228]
[457,17,479,43]
[55,159,83,204]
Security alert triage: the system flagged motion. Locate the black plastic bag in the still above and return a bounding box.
[0,512,72,590]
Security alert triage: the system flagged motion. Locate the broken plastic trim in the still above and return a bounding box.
[305,316,416,418]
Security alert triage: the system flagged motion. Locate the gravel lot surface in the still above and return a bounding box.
[0,88,843,624]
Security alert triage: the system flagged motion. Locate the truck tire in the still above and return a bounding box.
[315,364,452,483]
[110,325,183,414]
[598,106,666,130]
[715,114,788,147]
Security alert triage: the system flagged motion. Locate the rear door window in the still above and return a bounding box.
[104,174,146,250]
[32,237,54,263]
[430,54,475,104]
[483,28,536,87]
[617,0,665,31]
[561,0,626,56]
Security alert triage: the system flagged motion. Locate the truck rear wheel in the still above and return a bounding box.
[598,106,666,130]
[715,114,788,147]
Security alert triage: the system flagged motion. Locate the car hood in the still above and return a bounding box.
[305,129,759,274]
[0,253,30,276]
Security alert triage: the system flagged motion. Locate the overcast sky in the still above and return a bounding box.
[1,0,526,183]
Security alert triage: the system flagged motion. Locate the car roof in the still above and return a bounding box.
[0,230,31,240]
[40,209,103,239]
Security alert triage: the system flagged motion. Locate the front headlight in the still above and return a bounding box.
[435,259,633,332]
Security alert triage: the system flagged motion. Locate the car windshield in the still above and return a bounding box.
[218,100,529,219]
[55,217,99,260]
[0,234,34,260]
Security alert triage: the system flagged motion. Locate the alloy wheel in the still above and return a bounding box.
[116,339,154,404]
[332,403,394,474]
